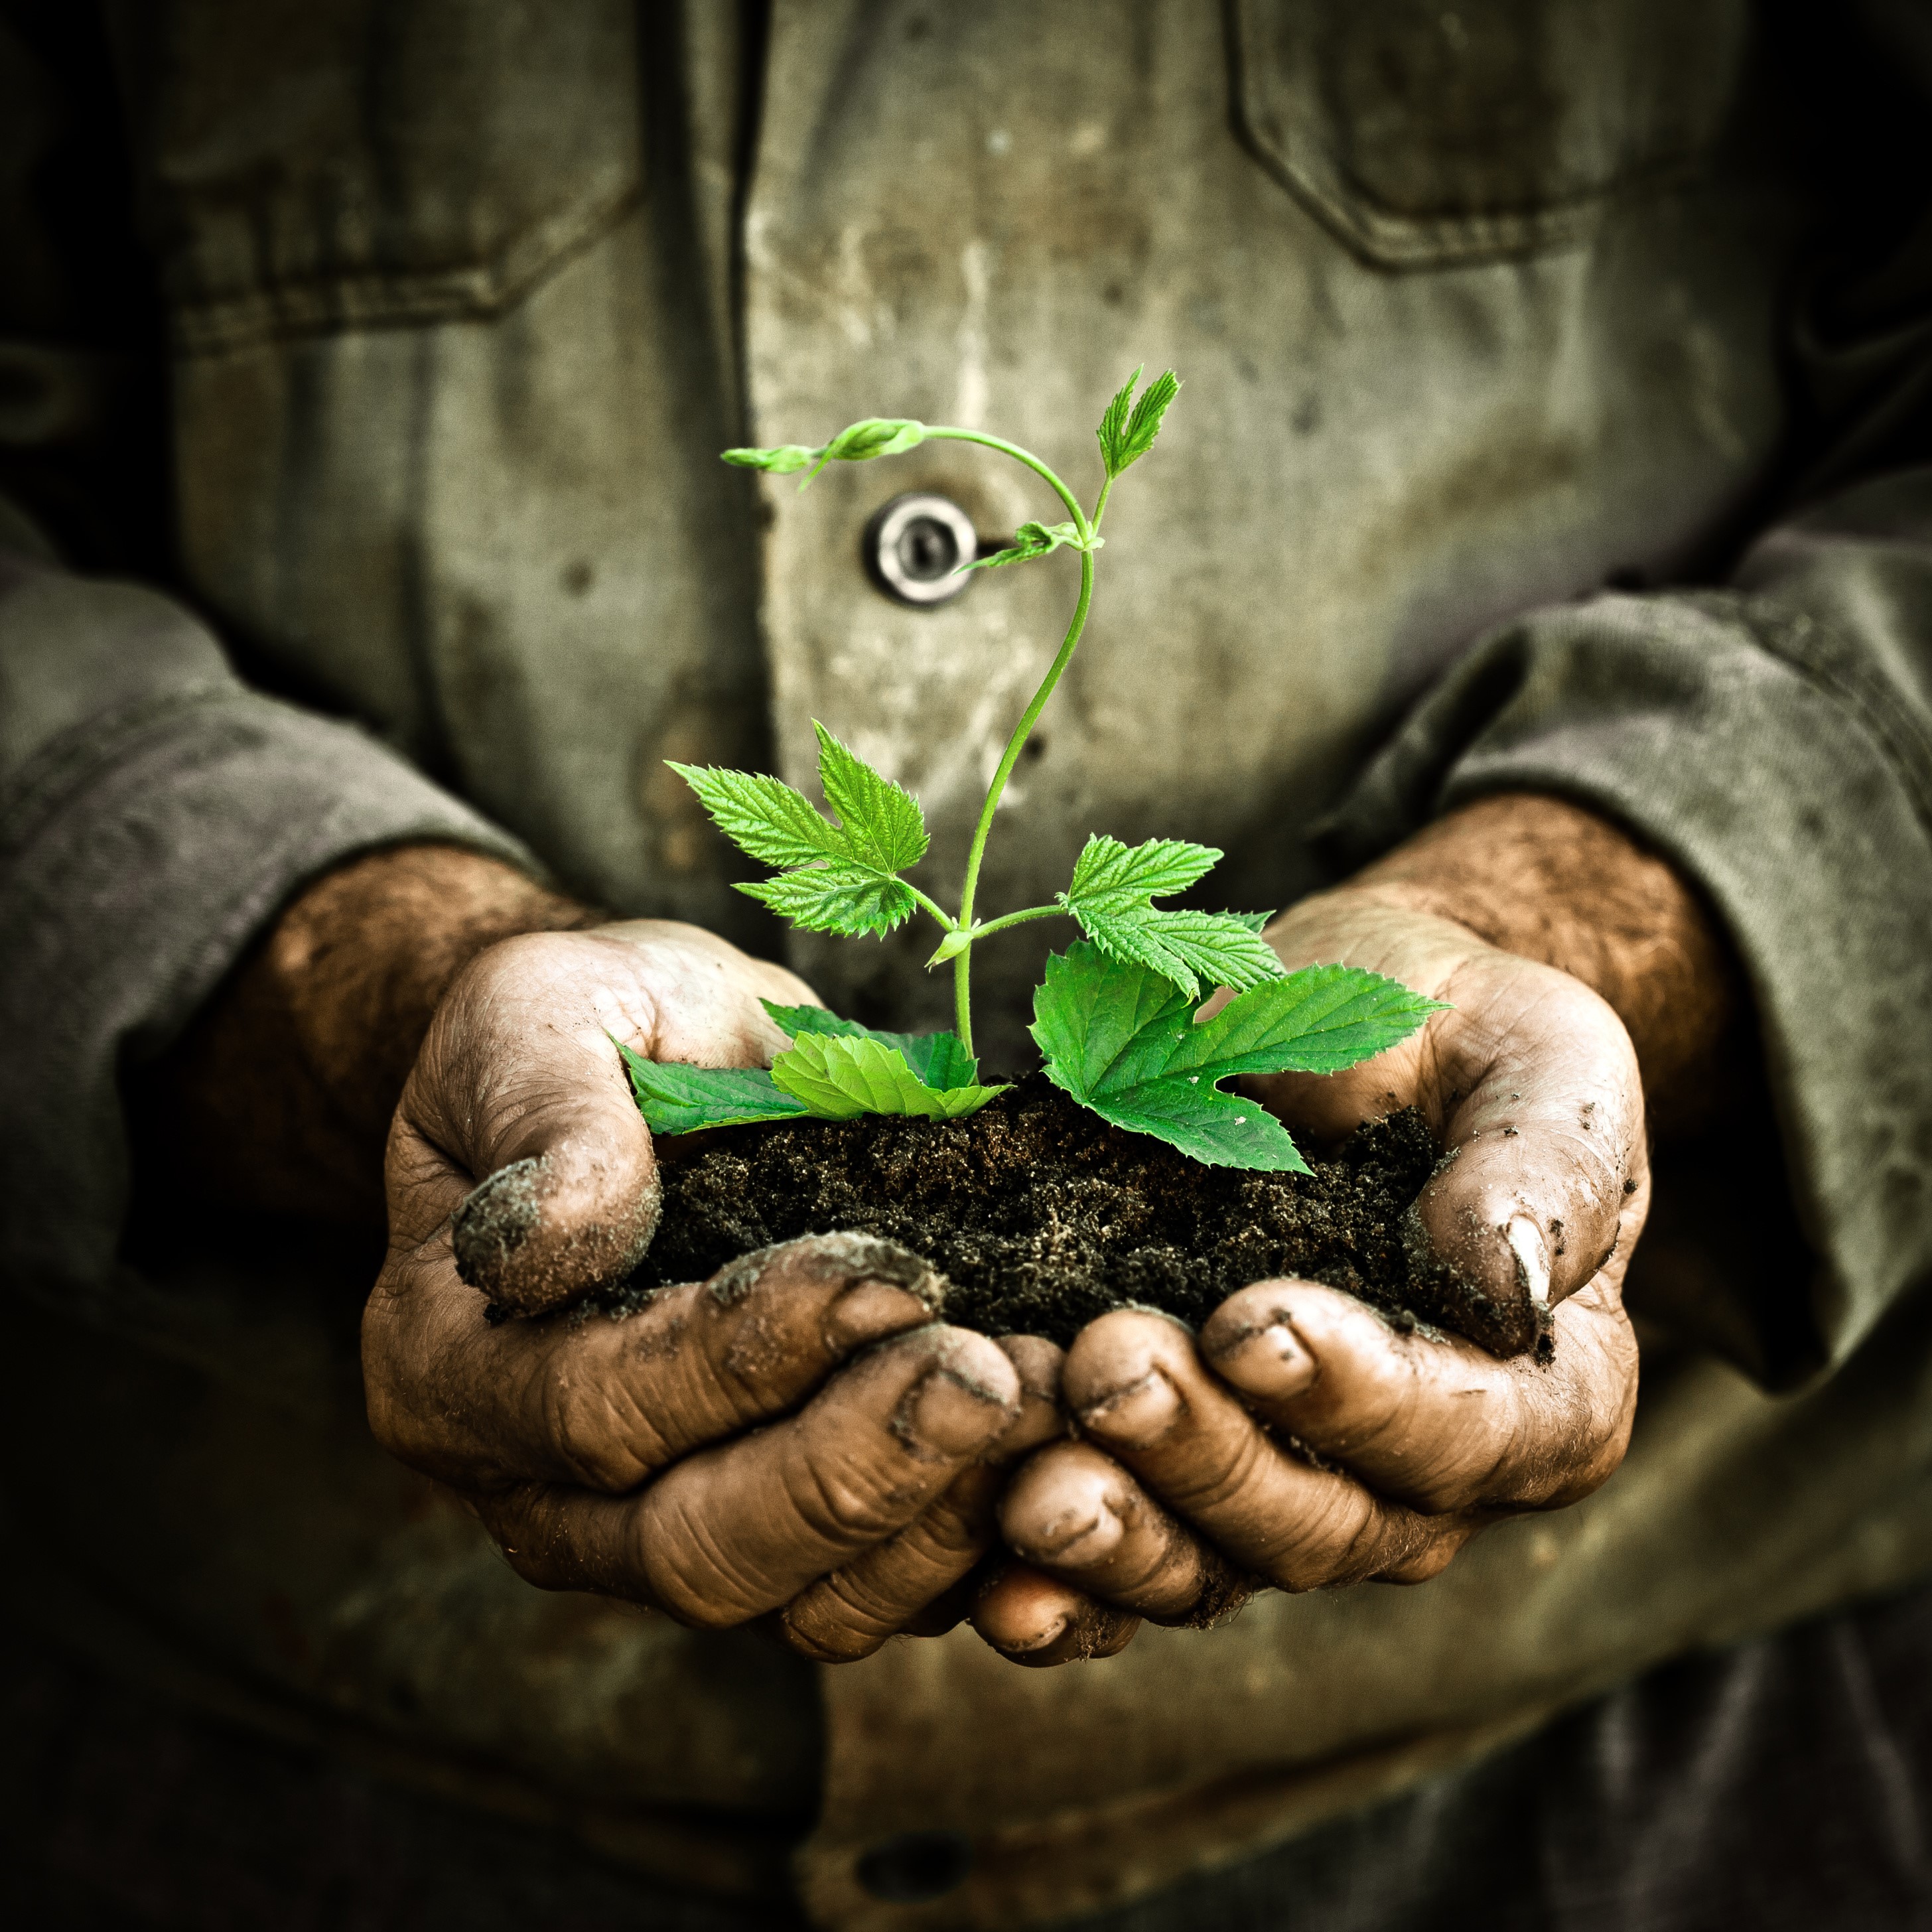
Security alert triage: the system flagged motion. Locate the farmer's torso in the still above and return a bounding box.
[143,0,1797,1060]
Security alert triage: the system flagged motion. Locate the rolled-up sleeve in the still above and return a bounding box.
[1324,470,1932,1373]
[0,546,534,1314]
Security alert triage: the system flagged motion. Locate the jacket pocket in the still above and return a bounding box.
[1228,0,1748,268]
[118,0,643,352]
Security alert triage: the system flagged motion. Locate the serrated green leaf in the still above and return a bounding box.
[1168,963,1450,1080]
[758,1001,981,1090]
[616,1040,808,1135]
[1097,367,1140,478]
[770,1032,1006,1121]
[1044,1064,1309,1173]
[812,722,928,873]
[1056,836,1275,998]
[1030,943,1442,1171]
[677,730,927,940]
[721,444,817,474]
[1121,369,1180,467]
[668,762,841,869]
[1065,834,1221,907]
[1067,902,1286,1000]
[1097,367,1180,478]
[737,864,919,936]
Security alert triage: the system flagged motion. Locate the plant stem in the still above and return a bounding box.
[903,882,956,930]
[923,427,1101,1058]
[1089,474,1115,533]
[966,904,1064,941]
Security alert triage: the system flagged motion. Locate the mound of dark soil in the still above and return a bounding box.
[626,1077,1542,1357]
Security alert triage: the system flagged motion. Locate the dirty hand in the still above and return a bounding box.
[982,796,1732,1653]
[362,915,1065,1654]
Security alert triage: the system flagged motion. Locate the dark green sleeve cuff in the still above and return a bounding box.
[1323,474,1932,1378]
[0,554,534,1312]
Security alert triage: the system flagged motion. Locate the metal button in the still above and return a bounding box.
[864,492,978,608]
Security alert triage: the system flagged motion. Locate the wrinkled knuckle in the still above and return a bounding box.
[637,1521,758,1628]
[1266,1493,1375,1592]
[917,1498,991,1562]
[1165,1422,1269,1516]
[530,1372,654,1491]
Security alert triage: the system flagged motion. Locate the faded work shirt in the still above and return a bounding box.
[3,4,1932,1928]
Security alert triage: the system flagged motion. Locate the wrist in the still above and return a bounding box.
[143,844,591,1222]
[1338,794,1740,1129]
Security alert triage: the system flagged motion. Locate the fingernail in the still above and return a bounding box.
[1507,1215,1551,1308]
[900,1365,1011,1458]
[823,1278,937,1351]
[1210,1319,1318,1400]
[1005,1612,1070,1653]
[1079,1369,1181,1448]
[1032,1501,1123,1568]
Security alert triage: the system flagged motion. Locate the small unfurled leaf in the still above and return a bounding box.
[723,421,926,490]
[813,722,928,873]
[1030,943,1445,1171]
[616,1040,808,1135]
[926,925,977,965]
[738,863,920,936]
[760,1000,982,1090]
[959,519,1103,573]
[667,763,842,869]
[1097,370,1138,478]
[770,1032,1007,1121]
[721,444,818,474]
[803,417,926,486]
[825,417,926,461]
[1097,367,1180,478]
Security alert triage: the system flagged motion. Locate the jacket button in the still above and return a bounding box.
[864,492,978,607]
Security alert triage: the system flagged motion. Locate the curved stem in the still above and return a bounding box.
[925,428,1089,529]
[967,904,1066,941]
[904,882,955,930]
[923,427,1102,1058]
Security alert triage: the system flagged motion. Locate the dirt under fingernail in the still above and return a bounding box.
[1219,1321,1319,1398]
[1029,1502,1122,1569]
[901,1368,1010,1458]
[825,1278,939,1350]
[1082,1370,1180,1446]
[1007,1613,1070,1653]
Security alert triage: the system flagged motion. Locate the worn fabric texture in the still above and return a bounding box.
[2,1,1931,1926]
[10,1574,1932,1929]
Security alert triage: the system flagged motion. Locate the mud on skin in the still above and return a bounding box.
[617,1079,1541,1357]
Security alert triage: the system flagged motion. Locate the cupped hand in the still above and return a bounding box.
[989,888,1645,1636]
[362,919,1065,1655]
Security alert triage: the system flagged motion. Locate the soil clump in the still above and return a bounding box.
[624,1077,1541,1357]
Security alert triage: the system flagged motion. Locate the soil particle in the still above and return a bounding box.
[626,1078,1540,1357]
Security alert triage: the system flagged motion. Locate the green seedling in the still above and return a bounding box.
[619,371,1444,1172]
